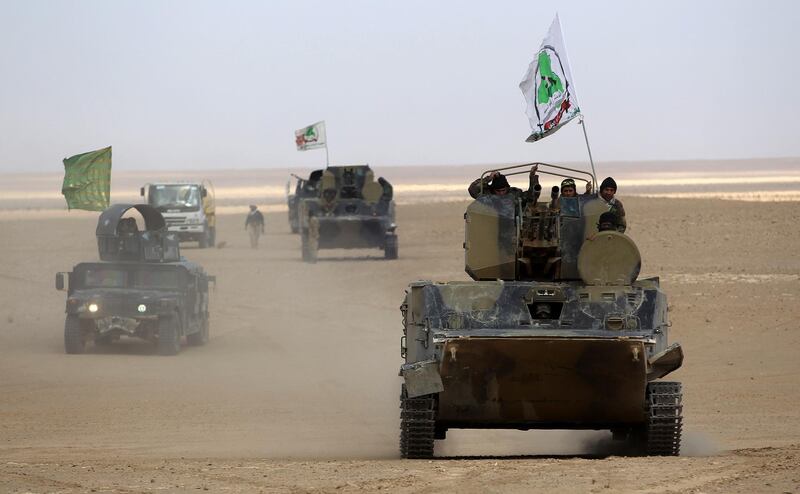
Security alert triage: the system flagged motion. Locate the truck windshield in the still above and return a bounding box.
[134,270,181,289]
[84,268,128,288]
[149,185,200,211]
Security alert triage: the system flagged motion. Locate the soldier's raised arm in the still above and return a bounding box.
[468,172,495,199]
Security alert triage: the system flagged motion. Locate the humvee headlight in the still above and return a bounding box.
[88,303,99,313]
[137,304,147,313]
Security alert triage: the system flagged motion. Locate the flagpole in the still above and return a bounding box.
[579,116,597,191]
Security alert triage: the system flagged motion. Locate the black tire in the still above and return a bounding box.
[186,315,209,346]
[64,315,86,354]
[198,226,209,249]
[638,381,683,456]
[157,315,181,356]
[399,384,436,459]
[384,234,398,260]
[301,229,317,264]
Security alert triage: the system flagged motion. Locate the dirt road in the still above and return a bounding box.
[1,197,799,493]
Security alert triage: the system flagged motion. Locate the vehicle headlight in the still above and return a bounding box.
[88,303,99,313]
[137,304,147,313]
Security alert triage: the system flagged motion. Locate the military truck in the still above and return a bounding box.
[298,165,397,262]
[140,181,216,248]
[287,170,323,234]
[398,162,684,457]
[55,204,214,356]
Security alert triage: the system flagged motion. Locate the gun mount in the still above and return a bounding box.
[96,204,180,263]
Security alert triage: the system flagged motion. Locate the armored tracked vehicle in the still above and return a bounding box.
[399,163,684,457]
[55,204,214,355]
[298,165,397,262]
[287,170,323,234]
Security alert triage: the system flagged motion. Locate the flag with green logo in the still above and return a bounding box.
[294,121,327,151]
[519,14,581,142]
[61,146,112,211]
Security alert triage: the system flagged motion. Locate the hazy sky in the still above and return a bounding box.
[1,0,799,172]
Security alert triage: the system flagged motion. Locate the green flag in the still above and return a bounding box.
[61,146,112,211]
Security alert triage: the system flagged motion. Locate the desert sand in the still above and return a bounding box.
[0,165,799,493]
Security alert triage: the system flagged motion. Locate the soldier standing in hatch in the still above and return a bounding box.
[245,205,265,249]
[598,177,627,233]
[468,165,539,201]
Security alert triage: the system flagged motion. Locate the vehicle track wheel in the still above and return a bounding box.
[64,315,86,354]
[644,381,683,455]
[157,315,181,356]
[384,234,398,260]
[399,384,436,459]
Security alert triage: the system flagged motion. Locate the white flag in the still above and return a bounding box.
[295,121,327,151]
[519,14,581,142]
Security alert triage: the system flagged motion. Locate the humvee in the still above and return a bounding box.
[55,204,214,355]
[399,162,684,457]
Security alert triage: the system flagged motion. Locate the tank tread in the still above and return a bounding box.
[399,385,436,459]
[646,381,683,456]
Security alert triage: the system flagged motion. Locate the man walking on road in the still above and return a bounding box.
[245,205,265,248]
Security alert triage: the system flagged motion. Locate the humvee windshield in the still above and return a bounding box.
[149,185,201,212]
[134,269,181,289]
[84,268,128,288]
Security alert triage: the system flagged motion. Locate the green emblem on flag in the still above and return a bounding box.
[61,146,112,211]
[536,51,564,105]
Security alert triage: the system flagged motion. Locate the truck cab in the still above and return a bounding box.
[140,182,216,248]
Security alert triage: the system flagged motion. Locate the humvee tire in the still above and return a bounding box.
[187,315,209,346]
[157,315,181,356]
[64,315,85,354]
[384,234,398,260]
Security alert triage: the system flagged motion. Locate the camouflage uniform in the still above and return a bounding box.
[603,197,626,233]
[468,173,537,202]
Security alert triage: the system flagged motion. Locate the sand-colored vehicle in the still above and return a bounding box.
[55,204,214,356]
[298,165,397,262]
[399,163,683,457]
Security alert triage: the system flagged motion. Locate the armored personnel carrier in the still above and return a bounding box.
[55,204,214,355]
[297,165,397,262]
[398,163,683,457]
[287,169,323,234]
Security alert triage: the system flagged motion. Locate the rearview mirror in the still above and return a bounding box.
[201,188,207,198]
[140,187,145,197]
[55,272,66,291]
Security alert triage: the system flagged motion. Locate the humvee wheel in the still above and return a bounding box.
[399,384,436,459]
[301,229,317,263]
[642,381,683,456]
[157,315,181,356]
[187,315,209,346]
[384,234,398,260]
[64,315,86,354]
